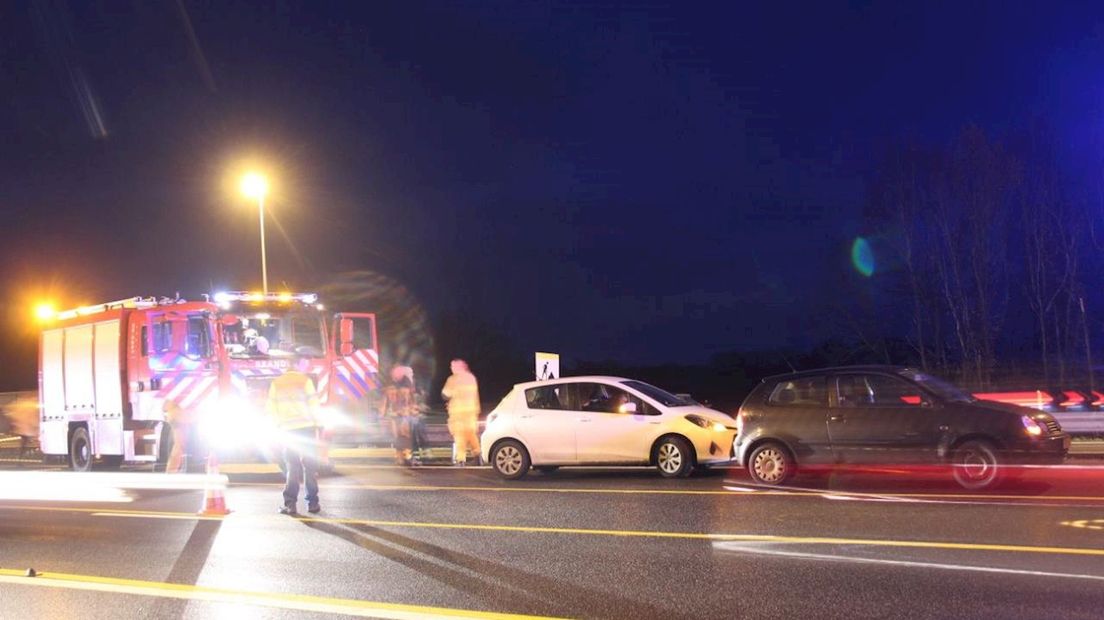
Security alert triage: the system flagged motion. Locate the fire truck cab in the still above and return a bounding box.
[38,297,225,471]
[212,291,381,455]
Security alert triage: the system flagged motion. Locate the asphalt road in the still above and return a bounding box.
[2,462,1104,619]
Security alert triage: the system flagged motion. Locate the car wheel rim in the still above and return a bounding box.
[658,443,682,473]
[495,446,522,475]
[958,449,995,482]
[753,449,786,483]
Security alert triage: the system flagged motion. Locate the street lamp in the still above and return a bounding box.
[239,172,270,295]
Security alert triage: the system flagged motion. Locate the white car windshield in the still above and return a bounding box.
[620,380,692,407]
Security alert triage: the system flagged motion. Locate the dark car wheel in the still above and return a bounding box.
[654,436,694,478]
[491,440,531,480]
[952,440,1002,490]
[747,442,794,485]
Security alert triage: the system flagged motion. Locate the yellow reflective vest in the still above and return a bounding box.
[266,371,319,431]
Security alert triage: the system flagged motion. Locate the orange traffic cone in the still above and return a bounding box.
[197,453,231,516]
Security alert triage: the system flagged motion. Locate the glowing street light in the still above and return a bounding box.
[34,302,56,322]
[239,172,270,295]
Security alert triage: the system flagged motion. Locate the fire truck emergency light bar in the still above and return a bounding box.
[55,296,166,321]
[212,291,319,306]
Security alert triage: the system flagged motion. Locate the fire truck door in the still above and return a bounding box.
[147,312,220,421]
[331,313,380,403]
[129,313,158,421]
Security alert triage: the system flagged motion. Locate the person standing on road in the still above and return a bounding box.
[267,356,321,515]
[163,400,193,473]
[382,365,416,465]
[442,359,481,465]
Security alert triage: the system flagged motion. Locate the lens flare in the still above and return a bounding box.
[851,237,875,277]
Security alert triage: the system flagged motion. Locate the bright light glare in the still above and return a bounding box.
[0,472,229,502]
[34,302,56,322]
[1022,415,1044,437]
[240,172,269,200]
[711,422,727,433]
[318,407,353,430]
[200,397,276,449]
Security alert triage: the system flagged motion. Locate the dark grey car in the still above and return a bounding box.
[734,366,1070,489]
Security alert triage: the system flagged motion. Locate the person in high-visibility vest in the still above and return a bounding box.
[441,359,481,465]
[267,356,321,515]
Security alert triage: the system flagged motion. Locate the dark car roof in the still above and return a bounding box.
[760,365,916,384]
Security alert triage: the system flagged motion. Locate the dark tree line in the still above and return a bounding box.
[865,125,1096,391]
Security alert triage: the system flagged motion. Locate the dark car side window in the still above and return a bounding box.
[570,382,660,415]
[768,377,828,407]
[836,374,926,408]
[525,385,568,410]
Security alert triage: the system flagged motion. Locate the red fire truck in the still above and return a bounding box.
[38,296,227,471]
[38,292,381,471]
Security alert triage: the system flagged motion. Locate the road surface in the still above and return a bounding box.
[2,463,1104,619]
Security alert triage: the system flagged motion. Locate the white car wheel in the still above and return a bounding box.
[655,437,693,478]
[491,440,531,480]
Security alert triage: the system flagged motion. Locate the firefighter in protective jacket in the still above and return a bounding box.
[267,356,321,514]
[442,359,481,465]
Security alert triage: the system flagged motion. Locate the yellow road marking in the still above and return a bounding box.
[0,568,565,620]
[4,504,1104,558]
[231,481,1104,503]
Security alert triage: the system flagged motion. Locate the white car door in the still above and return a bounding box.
[574,384,661,463]
[512,383,578,464]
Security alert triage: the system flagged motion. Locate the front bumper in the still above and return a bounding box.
[1004,433,1070,464]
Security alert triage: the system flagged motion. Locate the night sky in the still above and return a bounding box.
[3,1,1104,390]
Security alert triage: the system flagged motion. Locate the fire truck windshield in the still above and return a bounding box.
[222,309,325,358]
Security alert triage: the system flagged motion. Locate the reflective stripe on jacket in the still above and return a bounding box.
[266,371,319,431]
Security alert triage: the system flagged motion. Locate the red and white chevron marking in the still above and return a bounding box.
[160,374,219,411]
[344,349,379,375]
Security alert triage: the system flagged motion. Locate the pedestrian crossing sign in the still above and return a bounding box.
[535,352,559,381]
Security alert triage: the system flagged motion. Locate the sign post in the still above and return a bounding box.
[535,352,559,381]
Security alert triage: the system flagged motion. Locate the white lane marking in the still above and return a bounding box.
[722,479,1104,507]
[713,543,1104,581]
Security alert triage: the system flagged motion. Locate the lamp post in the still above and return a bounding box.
[240,172,270,295]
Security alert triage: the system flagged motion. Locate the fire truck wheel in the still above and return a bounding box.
[68,427,93,472]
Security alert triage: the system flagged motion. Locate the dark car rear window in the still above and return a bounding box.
[767,376,828,407]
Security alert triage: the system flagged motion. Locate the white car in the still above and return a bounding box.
[481,376,739,479]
